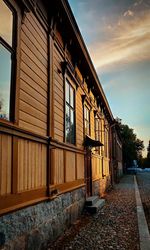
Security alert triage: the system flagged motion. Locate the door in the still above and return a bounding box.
[85,149,92,196]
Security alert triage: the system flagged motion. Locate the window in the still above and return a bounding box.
[95,116,100,141]
[0,0,15,120]
[65,80,75,144]
[84,106,90,136]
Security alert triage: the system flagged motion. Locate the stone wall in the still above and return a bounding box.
[92,180,100,196]
[0,187,85,250]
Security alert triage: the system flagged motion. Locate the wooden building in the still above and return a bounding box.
[0,0,122,248]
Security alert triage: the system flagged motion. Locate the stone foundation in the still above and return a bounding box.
[0,187,85,250]
[92,180,100,196]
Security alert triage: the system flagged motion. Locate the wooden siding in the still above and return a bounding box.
[18,139,47,192]
[65,151,76,182]
[53,44,64,142]
[76,153,84,179]
[19,12,48,136]
[50,147,84,187]
[90,110,95,139]
[103,157,110,176]
[0,134,12,196]
[76,87,84,148]
[51,148,64,184]
[92,155,102,180]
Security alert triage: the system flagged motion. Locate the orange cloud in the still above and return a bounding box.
[88,10,150,72]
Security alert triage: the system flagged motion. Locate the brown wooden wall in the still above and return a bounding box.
[19,12,48,136]
[76,87,84,148]
[17,139,47,192]
[0,134,12,196]
[53,44,64,142]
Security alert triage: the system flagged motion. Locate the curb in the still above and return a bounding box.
[134,175,150,250]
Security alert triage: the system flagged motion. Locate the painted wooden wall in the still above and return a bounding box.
[0,134,12,196]
[19,12,48,136]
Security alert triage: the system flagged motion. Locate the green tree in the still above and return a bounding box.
[116,118,144,168]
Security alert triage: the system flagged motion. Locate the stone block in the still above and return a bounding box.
[61,193,72,208]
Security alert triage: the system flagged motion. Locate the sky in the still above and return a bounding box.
[68,0,150,157]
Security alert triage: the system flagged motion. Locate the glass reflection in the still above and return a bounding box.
[70,109,75,144]
[70,86,74,108]
[0,44,12,120]
[0,0,13,46]
[65,80,75,144]
[84,106,90,135]
[65,105,70,142]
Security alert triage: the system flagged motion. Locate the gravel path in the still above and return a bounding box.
[137,172,150,232]
[48,175,139,250]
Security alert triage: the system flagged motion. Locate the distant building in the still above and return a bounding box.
[111,122,123,183]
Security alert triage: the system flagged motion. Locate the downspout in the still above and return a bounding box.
[47,24,50,197]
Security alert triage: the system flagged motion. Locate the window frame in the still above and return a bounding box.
[65,78,76,145]
[0,0,17,122]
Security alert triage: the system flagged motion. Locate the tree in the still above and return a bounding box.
[147,141,150,159]
[116,118,144,168]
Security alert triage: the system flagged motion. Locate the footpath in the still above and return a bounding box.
[48,175,142,250]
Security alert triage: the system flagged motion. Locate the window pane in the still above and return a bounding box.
[0,44,11,120]
[0,0,13,46]
[70,86,74,108]
[85,120,89,135]
[66,81,69,103]
[65,105,70,142]
[70,109,75,144]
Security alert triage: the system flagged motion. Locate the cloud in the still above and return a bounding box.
[123,10,134,17]
[88,9,150,72]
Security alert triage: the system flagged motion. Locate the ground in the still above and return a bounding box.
[48,175,141,250]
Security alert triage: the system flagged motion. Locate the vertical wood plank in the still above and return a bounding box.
[50,149,55,185]
[63,150,66,183]
[12,136,18,194]
[1,136,7,194]
[75,153,77,180]
[24,140,28,190]
[28,142,32,189]
[35,143,38,187]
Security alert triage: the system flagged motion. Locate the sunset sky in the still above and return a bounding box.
[68,0,150,157]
